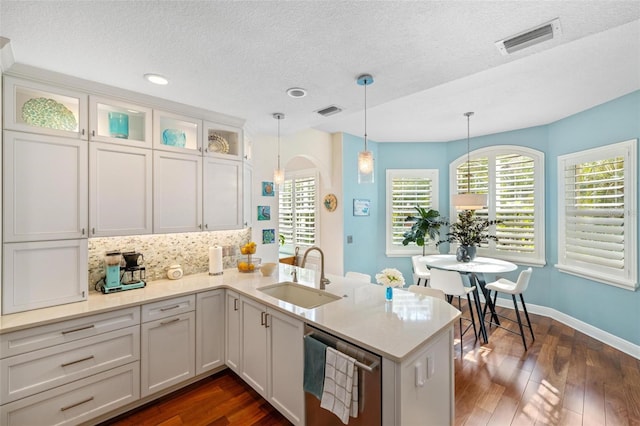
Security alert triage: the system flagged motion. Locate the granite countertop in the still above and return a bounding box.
[0,265,461,362]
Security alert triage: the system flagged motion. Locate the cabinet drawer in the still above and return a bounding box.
[0,362,139,426]
[1,325,140,403]
[1,307,140,358]
[142,294,195,323]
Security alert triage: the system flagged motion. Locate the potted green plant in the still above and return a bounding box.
[402,206,442,256]
[437,209,500,262]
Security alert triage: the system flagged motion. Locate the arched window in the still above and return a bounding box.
[450,145,545,265]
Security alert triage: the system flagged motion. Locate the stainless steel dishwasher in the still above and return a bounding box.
[304,324,382,425]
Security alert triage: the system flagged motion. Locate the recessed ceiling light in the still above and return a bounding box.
[286,87,307,98]
[144,73,169,85]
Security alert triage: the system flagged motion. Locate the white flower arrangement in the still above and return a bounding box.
[375,268,405,287]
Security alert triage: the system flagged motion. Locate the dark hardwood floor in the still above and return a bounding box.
[104,305,640,426]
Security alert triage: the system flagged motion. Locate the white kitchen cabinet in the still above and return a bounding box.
[203,157,242,231]
[153,150,203,233]
[240,297,304,425]
[225,290,241,373]
[243,163,253,228]
[3,130,88,242]
[2,239,88,314]
[140,296,196,398]
[0,306,141,425]
[153,109,202,155]
[0,362,140,426]
[89,142,152,237]
[203,121,242,160]
[196,290,225,375]
[89,95,152,148]
[240,297,269,397]
[3,76,88,139]
[266,308,304,426]
[1,325,140,404]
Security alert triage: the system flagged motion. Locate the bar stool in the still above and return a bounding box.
[411,255,431,286]
[484,267,535,350]
[428,268,479,357]
[344,271,372,282]
[407,285,446,300]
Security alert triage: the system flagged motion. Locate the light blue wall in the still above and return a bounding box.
[342,133,380,276]
[342,90,640,345]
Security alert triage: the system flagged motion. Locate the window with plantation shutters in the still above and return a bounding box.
[385,169,439,255]
[557,140,637,290]
[278,171,317,252]
[450,146,545,265]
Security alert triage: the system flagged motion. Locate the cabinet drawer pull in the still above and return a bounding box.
[264,313,270,328]
[160,304,180,312]
[260,311,266,326]
[161,318,180,326]
[233,298,239,311]
[62,324,95,335]
[61,355,95,367]
[60,396,94,412]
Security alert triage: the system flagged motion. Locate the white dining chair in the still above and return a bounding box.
[428,268,479,357]
[408,285,445,300]
[344,271,372,283]
[484,267,535,350]
[411,255,431,286]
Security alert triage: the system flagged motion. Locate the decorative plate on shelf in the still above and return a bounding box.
[21,97,77,131]
[208,133,230,154]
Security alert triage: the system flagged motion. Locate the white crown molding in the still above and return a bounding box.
[490,297,639,360]
[0,37,15,73]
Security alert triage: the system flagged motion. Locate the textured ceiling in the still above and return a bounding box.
[1,1,639,142]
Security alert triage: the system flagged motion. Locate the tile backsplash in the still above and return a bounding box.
[88,229,251,292]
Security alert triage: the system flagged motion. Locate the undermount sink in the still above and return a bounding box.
[258,282,341,309]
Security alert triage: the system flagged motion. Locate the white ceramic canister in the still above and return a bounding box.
[167,264,183,280]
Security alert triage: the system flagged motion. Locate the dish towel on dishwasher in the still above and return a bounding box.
[320,347,359,424]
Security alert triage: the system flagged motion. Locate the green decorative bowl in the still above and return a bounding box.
[21,97,77,131]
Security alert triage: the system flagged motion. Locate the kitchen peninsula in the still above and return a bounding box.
[0,265,460,425]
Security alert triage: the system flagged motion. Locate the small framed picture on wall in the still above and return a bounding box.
[353,199,370,216]
[257,206,271,221]
[262,182,275,196]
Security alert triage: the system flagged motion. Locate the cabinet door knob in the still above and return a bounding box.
[92,130,96,137]
[92,228,95,235]
[81,129,86,136]
[205,224,208,229]
[233,298,239,311]
[260,311,266,326]
[81,228,85,235]
[264,313,270,328]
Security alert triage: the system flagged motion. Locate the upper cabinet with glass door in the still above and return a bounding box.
[153,109,202,155]
[203,121,243,160]
[89,96,152,148]
[3,76,88,139]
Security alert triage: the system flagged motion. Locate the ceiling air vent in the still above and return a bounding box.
[316,105,343,117]
[495,18,561,55]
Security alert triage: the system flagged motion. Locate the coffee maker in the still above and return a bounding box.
[99,251,146,294]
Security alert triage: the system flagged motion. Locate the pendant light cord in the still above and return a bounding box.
[464,111,474,193]
[277,116,281,169]
[364,79,368,151]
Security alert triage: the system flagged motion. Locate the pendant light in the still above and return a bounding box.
[452,112,487,210]
[357,74,374,184]
[273,113,285,186]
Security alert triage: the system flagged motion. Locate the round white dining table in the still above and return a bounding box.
[419,255,518,343]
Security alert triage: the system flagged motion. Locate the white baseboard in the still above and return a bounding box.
[489,297,640,360]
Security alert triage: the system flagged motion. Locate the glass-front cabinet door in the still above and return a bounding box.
[3,76,88,139]
[153,110,202,155]
[89,96,152,147]
[203,121,243,160]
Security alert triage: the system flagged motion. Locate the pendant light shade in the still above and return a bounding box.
[453,112,487,210]
[357,74,374,184]
[273,113,285,186]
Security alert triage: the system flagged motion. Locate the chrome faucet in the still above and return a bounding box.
[301,246,331,289]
